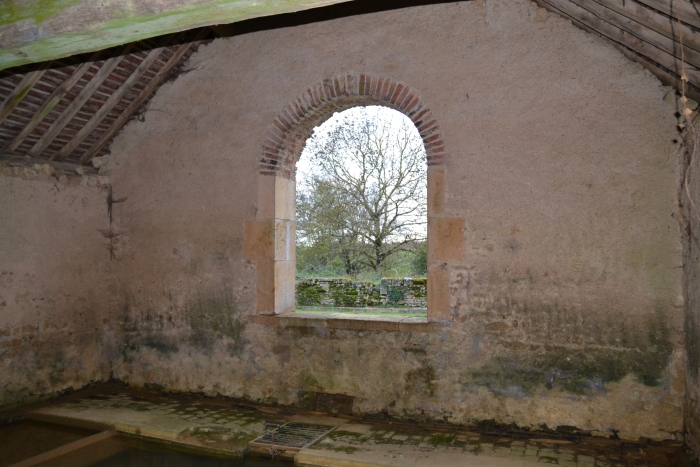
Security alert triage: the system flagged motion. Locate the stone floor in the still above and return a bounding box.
[30,394,283,456]
[300,424,690,467]
[19,392,695,467]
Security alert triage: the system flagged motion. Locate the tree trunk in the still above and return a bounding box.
[374,243,383,276]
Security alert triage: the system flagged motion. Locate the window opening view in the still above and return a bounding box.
[295,106,428,318]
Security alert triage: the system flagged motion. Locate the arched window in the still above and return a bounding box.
[295,106,427,314]
[248,74,454,326]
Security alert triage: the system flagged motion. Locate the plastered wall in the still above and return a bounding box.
[682,121,700,458]
[0,167,113,407]
[4,0,684,440]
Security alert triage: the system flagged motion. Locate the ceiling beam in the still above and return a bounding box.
[538,0,700,86]
[0,0,353,71]
[26,45,133,158]
[0,154,98,175]
[2,54,99,154]
[78,36,204,165]
[55,46,165,161]
[0,65,48,125]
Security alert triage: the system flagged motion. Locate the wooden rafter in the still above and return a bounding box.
[2,55,100,154]
[78,32,208,165]
[535,0,700,98]
[0,31,210,167]
[55,46,165,161]
[0,65,49,125]
[27,45,134,159]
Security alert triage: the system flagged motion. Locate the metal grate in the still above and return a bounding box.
[249,422,335,452]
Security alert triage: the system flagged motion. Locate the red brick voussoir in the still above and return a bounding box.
[260,73,448,178]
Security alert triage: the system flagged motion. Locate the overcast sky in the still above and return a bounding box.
[296,105,421,183]
[296,105,427,237]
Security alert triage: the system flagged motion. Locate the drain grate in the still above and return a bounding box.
[249,422,335,454]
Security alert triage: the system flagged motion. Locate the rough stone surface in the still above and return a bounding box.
[682,117,700,459]
[28,393,693,466]
[0,172,112,407]
[2,0,686,442]
[296,278,427,308]
[30,394,274,455]
[298,421,690,467]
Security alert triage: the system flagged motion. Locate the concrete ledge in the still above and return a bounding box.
[250,312,448,333]
[25,412,112,432]
[295,447,542,467]
[9,430,117,467]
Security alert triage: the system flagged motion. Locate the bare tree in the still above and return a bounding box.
[297,178,363,275]
[298,106,427,276]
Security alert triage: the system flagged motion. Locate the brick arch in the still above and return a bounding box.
[261,73,448,178]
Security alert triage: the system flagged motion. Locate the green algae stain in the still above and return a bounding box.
[298,370,324,392]
[323,445,361,453]
[118,294,180,361]
[296,279,382,307]
[636,305,673,386]
[405,365,436,397]
[1,0,353,70]
[141,335,179,356]
[186,287,246,356]
[328,430,363,440]
[0,0,83,26]
[296,282,326,306]
[411,277,427,298]
[10,85,33,106]
[686,305,700,380]
[427,433,456,446]
[465,311,673,397]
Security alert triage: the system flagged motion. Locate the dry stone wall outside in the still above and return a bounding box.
[296,278,427,308]
[0,0,686,442]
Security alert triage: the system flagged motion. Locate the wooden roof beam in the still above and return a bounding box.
[0,65,49,125]
[26,45,133,159]
[55,46,165,161]
[79,32,209,165]
[537,0,700,89]
[2,54,100,154]
[0,0,353,71]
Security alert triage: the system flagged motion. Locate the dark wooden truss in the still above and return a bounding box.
[0,29,212,173]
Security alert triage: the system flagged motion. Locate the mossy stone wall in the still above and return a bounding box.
[296,278,427,307]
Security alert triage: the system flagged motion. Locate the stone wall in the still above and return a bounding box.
[2,0,685,441]
[682,125,700,460]
[296,278,427,308]
[0,166,113,407]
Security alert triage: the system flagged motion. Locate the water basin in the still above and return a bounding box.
[20,434,290,467]
[0,420,97,467]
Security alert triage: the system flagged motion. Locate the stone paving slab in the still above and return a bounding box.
[27,394,292,457]
[296,445,542,467]
[295,422,691,467]
[23,393,693,467]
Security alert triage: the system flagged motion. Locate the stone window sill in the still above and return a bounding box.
[250,311,447,333]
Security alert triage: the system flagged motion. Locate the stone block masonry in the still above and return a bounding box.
[296,278,427,308]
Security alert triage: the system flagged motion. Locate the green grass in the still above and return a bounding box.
[295,309,426,317]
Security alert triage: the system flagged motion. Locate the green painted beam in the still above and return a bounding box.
[0,0,353,71]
